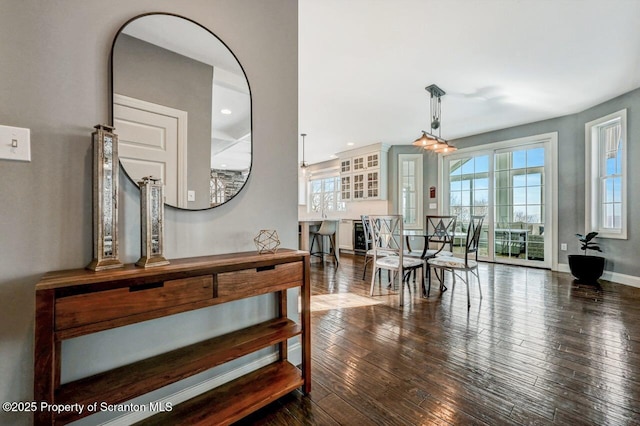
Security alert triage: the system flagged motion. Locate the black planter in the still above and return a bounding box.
[568,255,605,283]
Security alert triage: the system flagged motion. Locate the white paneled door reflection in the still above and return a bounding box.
[114,94,188,208]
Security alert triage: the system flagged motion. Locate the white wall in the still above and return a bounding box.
[0,1,297,424]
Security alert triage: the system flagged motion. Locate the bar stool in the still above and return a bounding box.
[310,220,339,266]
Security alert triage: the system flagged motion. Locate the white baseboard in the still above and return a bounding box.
[556,263,640,288]
[103,343,302,425]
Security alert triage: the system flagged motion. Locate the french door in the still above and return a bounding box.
[442,135,554,268]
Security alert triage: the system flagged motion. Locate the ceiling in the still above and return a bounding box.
[299,0,640,165]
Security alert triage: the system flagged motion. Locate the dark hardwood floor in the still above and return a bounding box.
[236,254,640,425]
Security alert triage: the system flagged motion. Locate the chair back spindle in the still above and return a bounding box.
[465,215,485,265]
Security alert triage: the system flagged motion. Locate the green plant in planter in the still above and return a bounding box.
[576,232,602,255]
[568,232,605,283]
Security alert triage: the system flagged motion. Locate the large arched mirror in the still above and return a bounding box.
[110,13,251,210]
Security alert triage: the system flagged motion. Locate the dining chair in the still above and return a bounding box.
[361,215,375,279]
[310,220,339,266]
[369,215,423,306]
[427,215,484,308]
[404,215,457,296]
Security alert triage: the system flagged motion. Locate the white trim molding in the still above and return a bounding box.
[398,153,424,229]
[557,263,640,288]
[585,109,627,240]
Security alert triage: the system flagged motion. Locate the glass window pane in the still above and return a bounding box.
[475,155,489,173]
[324,178,334,192]
[461,159,475,174]
[526,148,544,167]
[408,192,416,208]
[495,188,510,205]
[495,152,510,170]
[527,186,542,205]
[474,177,489,189]
[450,180,461,191]
[461,180,471,190]
[513,205,527,222]
[473,205,488,216]
[474,190,489,205]
[404,178,414,192]
[606,156,617,176]
[614,203,622,229]
[459,207,471,222]
[461,191,471,206]
[613,177,622,203]
[450,160,463,176]
[603,203,613,228]
[526,173,541,186]
[495,171,509,187]
[604,179,614,203]
[616,147,622,175]
[450,192,462,207]
[513,188,526,205]
[512,150,526,169]
[527,206,541,223]
[512,173,526,187]
[311,194,321,211]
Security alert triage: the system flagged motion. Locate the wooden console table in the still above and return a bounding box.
[34,249,311,425]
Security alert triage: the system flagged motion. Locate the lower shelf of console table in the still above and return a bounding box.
[137,361,303,426]
[34,249,311,425]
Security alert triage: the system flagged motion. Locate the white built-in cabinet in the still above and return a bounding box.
[339,143,389,201]
[338,219,354,251]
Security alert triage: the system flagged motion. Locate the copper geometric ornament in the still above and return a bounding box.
[254,229,281,254]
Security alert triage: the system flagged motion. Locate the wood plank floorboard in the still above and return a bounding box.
[234,254,640,425]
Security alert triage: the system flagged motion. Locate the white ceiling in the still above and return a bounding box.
[299,0,640,165]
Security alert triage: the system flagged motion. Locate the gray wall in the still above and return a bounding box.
[113,33,213,209]
[388,145,439,219]
[0,0,297,424]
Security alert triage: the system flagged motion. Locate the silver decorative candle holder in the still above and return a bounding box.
[136,176,169,268]
[87,124,124,271]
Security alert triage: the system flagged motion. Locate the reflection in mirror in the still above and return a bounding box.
[111,13,251,210]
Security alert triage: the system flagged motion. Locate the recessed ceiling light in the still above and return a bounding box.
[347,142,354,146]
[329,154,338,159]
[220,164,227,168]
[221,109,232,115]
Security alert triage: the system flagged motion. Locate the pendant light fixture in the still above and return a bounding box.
[412,84,457,153]
[300,133,308,169]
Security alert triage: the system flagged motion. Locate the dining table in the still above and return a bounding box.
[403,229,457,297]
[403,229,432,258]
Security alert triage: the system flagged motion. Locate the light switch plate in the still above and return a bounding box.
[429,203,437,209]
[0,125,31,162]
[187,190,196,202]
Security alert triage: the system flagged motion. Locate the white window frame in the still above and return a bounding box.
[438,132,558,270]
[585,109,627,239]
[398,154,423,229]
[308,174,346,214]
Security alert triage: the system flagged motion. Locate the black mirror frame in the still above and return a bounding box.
[109,12,253,211]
